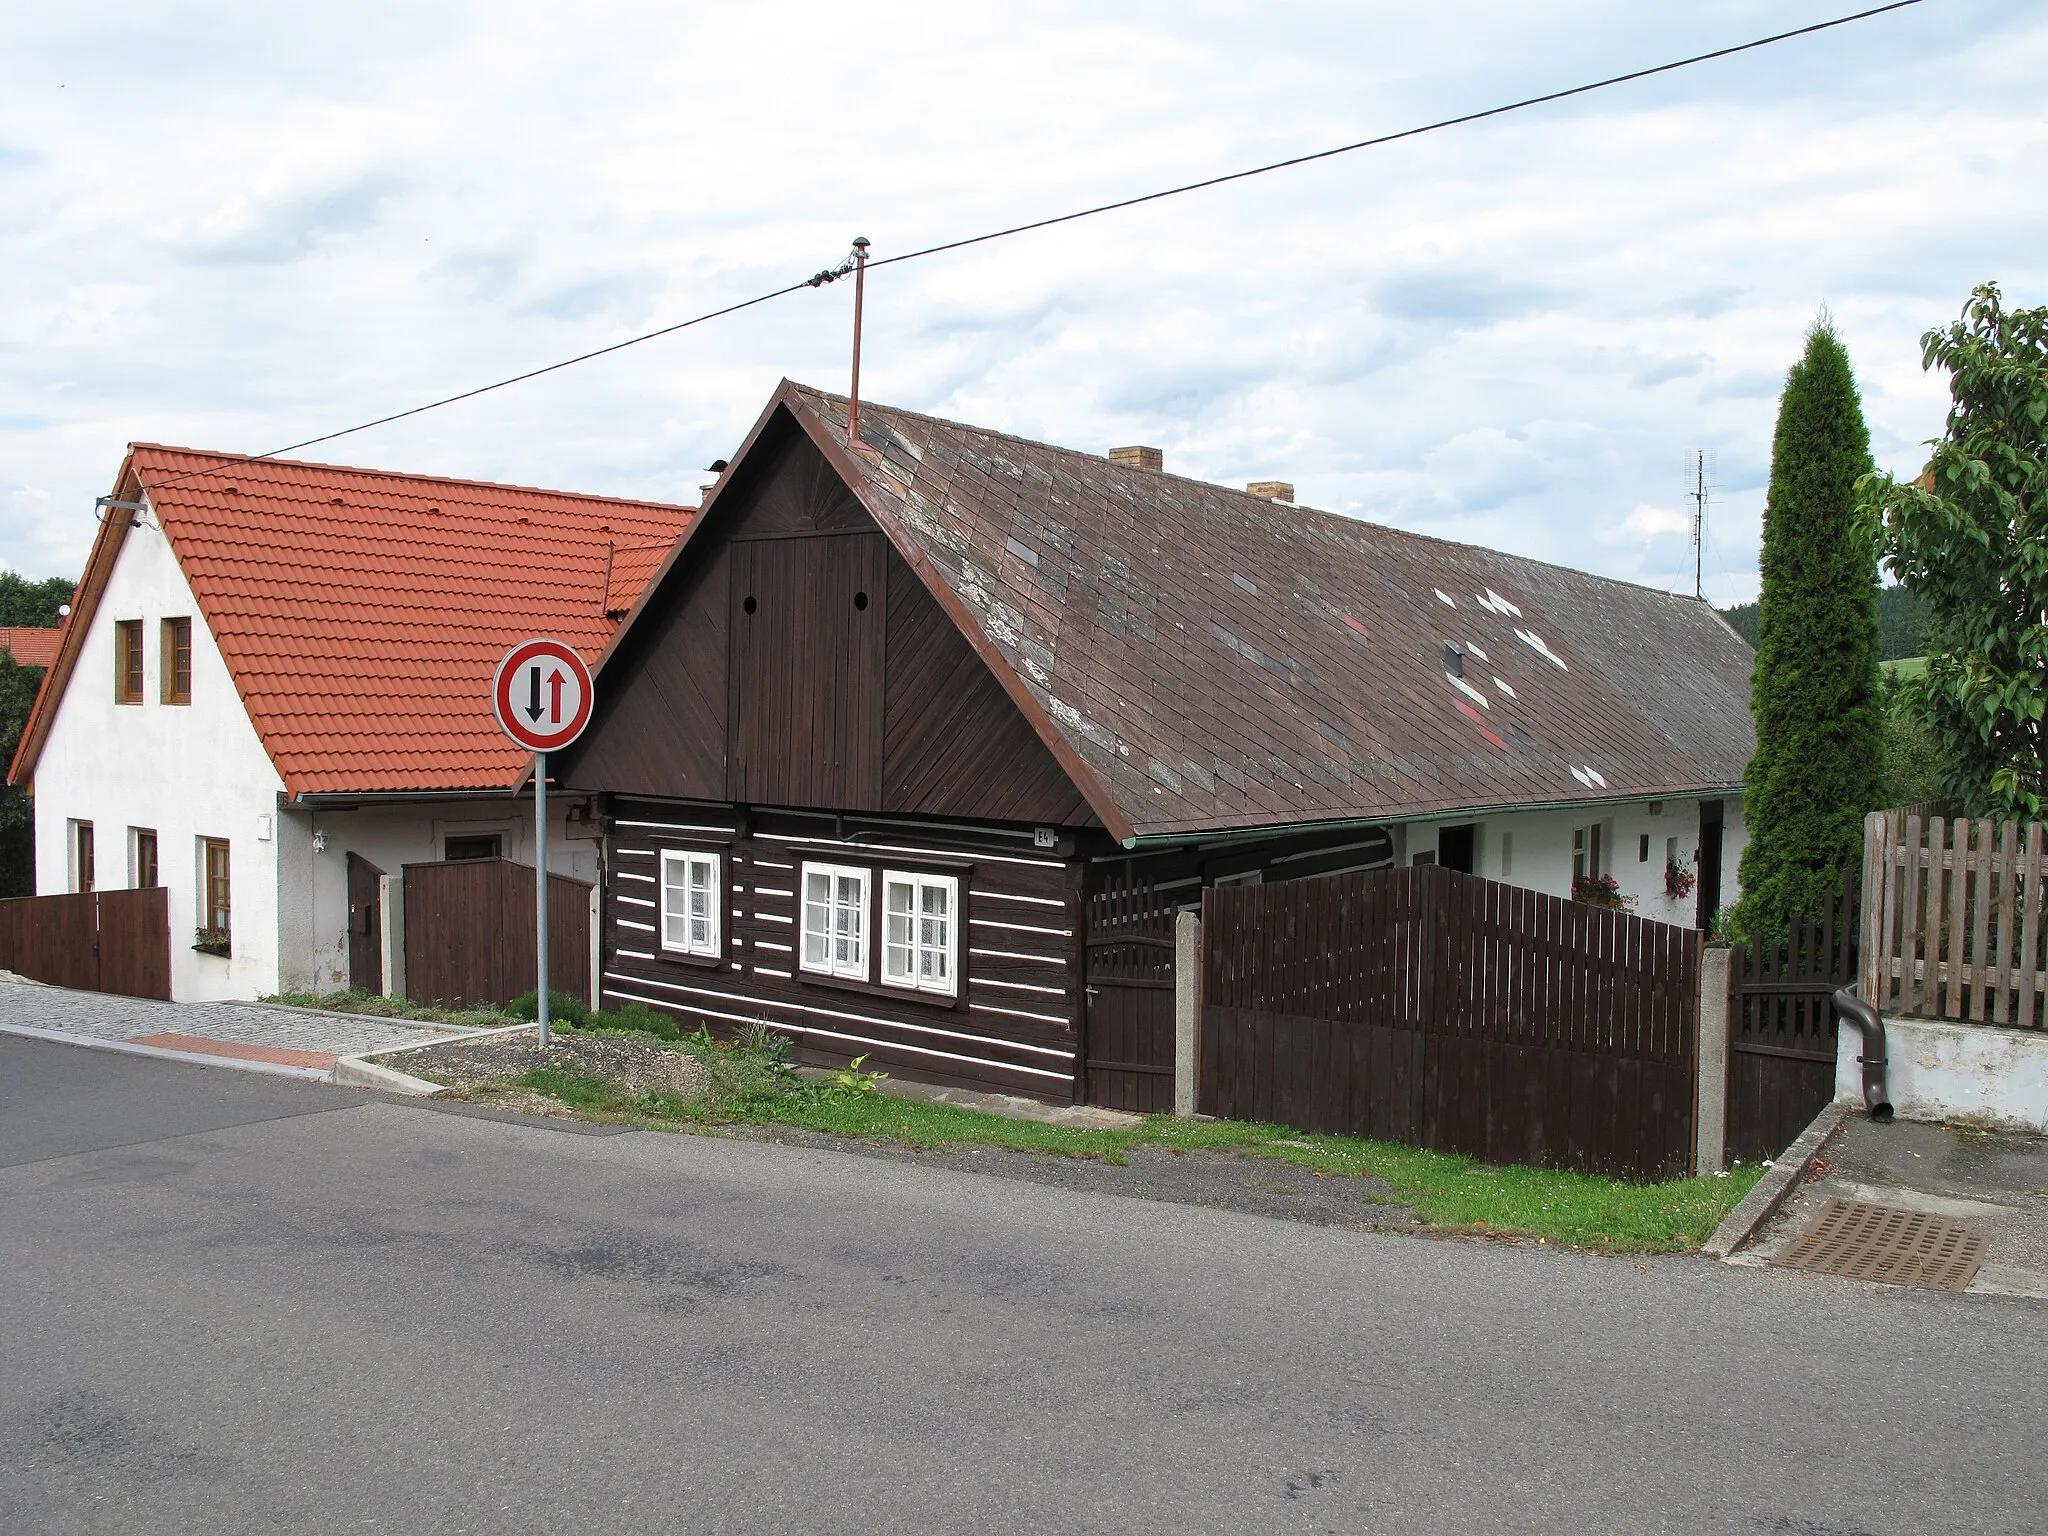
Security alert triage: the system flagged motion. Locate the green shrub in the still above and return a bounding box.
[507,989,592,1028]
[603,1001,679,1041]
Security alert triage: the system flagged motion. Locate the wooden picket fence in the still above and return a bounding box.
[1861,808,2048,1030]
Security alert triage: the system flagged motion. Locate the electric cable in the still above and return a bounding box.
[137,0,1928,495]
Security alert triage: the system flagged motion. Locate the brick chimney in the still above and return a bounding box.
[1109,445,1163,472]
[1246,481,1294,502]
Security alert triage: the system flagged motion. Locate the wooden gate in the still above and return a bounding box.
[347,853,385,993]
[0,886,171,1000]
[403,858,590,1009]
[1725,875,1857,1165]
[1084,875,1177,1112]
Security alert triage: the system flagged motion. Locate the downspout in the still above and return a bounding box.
[1831,986,1894,1123]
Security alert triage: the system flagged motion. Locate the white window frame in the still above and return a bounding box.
[880,869,959,997]
[659,848,722,958]
[800,861,870,980]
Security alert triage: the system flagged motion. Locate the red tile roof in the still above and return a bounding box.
[0,627,62,669]
[11,447,691,796]
[604,542,673,616]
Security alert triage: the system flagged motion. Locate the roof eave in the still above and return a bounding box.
[1117,780,1747,849]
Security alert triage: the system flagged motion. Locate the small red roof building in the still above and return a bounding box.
[10,446,693,795]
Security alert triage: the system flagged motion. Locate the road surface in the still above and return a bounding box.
[3,1034,2041,1534]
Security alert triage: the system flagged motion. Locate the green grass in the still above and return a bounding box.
[507,1063,1762,1253]
[1883,655,1927,680]
[262,987,514,1030]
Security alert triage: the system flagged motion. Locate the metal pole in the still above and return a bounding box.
[535,750,550,1049]
[847,236,870,443]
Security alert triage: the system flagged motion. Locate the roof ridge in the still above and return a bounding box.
[787,383,1712,610]
[128,443,695,513]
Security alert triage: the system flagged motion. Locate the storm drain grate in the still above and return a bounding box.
[1775,1200,1985,1291]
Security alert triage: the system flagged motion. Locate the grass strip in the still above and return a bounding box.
[507,1064,1762,1253]
[263,987,514,1030]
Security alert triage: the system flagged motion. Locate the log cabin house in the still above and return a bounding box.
[555,382,1756,1109]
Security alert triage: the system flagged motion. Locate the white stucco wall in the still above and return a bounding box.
[1400,794,1748,926]
[285,799,600,995]
[32,512,288,1000]
[1838,1015,2048,1132]
[30,508,605,1001]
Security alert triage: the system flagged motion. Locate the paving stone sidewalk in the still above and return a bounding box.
[0,978,482,1072]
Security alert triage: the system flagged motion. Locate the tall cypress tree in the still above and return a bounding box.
[1735,319,1886,941]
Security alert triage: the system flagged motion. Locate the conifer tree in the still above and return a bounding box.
[1735,319,1886,941]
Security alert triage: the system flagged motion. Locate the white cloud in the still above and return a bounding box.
[1,0,2042,607]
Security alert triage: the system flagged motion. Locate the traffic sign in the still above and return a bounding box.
[491,638,593,754]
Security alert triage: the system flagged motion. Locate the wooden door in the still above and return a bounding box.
[1083,876,1177,1111]
[347,853,385,993]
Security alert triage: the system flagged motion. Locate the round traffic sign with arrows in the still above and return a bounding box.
[492,638,594,754]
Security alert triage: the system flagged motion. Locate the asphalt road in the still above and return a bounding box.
[3,1034,2043,1535]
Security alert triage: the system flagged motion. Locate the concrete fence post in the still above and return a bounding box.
[378,873,406,1001]
[588,884,602,1013]
[1696,944,1730,1175]
[1174,909,1201,1117]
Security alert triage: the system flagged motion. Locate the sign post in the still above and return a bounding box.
[491,638,595,1049]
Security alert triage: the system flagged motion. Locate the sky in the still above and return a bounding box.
[2,0,2042,605]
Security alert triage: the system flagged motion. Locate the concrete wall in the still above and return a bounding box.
[32,513,289,1000]
[1399,794,1748,923]
[1839,1015,2048,1133]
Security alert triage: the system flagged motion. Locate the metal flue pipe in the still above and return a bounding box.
[1832,987,1892,1122]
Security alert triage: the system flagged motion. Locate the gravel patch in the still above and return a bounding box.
[378,1031,717,1099]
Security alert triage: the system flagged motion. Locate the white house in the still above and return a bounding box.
[9,445,691,1001]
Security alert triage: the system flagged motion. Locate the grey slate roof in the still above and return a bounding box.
[789,383,1755,842]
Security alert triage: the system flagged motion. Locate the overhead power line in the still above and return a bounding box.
[140,0,1927,494]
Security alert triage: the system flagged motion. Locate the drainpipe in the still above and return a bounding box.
[1831,987,1894,1123]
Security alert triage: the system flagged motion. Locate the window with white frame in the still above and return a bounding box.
[801,862,869,979]
[881,870,958,996]
[659,849,722,957]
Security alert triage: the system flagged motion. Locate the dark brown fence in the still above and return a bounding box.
[403,859,591,1009]
[0,886,170,1000]
[1725,876,1857,1165]
[1202,865,1701,1180]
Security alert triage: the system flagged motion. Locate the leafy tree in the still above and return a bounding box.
[1861,283,2048,821]
[1735,319,1887,941]
[0,573,74,628]
[0,651,42,897]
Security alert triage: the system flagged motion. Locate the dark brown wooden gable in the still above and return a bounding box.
[883,554,1093,825]
[561,411,1095,827]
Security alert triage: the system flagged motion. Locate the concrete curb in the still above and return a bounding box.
[0,1023,332,1081]
[327,1055,450,1096]
[1703,1098,1853,1258]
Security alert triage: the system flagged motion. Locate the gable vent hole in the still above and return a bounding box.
[330,497,344,506]
[853,591,869,611]
[743,596,757,615]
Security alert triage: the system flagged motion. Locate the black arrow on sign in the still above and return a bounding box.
[525,664,545,722]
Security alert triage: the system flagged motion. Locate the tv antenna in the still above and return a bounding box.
[1687,449,1717,600]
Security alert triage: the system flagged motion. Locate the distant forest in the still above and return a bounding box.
[1719,584,1931,661]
